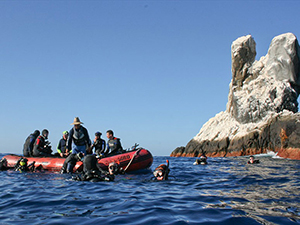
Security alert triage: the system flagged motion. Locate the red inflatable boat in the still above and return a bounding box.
[3,148,153,173]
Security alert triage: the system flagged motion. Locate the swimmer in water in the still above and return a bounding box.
[153,160,170,181]
[194,153,208,165]
[247,155,260,164]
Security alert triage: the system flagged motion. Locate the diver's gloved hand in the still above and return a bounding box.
[76,152,84,161]
[96,153,104,159]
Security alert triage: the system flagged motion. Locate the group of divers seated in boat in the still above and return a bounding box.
[23,117,123,159]
[0,117,171,181]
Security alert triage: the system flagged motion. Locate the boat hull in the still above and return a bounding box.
[3,148,153,173]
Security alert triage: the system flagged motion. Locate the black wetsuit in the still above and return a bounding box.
[107,137,123,156]
[57,138,68,155]
[32,135,52,157]
[61,153,81,173]
[23,131,39,157]
[91,139,107,156]
[14,158,35,172]
[83,154,102,172]
[73,155,114,181]
[0,158,8,171]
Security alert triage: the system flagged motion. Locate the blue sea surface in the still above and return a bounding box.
[0,154,299,225]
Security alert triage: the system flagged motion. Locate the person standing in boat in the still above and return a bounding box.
[23,130,40,157]
[106,130,123,156]
[91,131,107,157]
[57,131,69,157]
[32,129,53,157]
[61,118,91,173]
[67,117,91,156]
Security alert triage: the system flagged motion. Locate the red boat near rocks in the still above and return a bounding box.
[3,148,153,173]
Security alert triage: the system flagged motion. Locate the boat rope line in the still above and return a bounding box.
[124,149,141,172]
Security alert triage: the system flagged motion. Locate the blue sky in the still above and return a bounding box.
[0,1,299,156]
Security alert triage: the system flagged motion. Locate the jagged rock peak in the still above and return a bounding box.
[227,32,300,124]
[231,34,256,87]
[265,33,300,86]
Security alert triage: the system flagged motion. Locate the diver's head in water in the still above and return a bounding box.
[108,162,119,175]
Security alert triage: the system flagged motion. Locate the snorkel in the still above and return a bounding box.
[163,160,169,180]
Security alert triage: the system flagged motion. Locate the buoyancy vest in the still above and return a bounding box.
[73,127,86,146]
[107,137,122,154]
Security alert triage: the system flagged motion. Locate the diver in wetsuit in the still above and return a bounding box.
[153,160,170,181]
[23,130,40,157]
[67,117,91,155]
[73,154,118,181]
[57,131,69,157]
[0,158,8,171]
[106,130,123,156]
[14,158,36,172]
[247,155,260,164]
[32,129,53,157]
[60,152,83,173]
[91,132,107,157]
[194,153,208,165]
[61,117,91,173]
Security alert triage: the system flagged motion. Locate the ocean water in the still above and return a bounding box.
[0,153,299,225]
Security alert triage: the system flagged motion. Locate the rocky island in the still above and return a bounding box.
[171,33,300,160]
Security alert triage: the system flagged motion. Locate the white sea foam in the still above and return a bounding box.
[254,150,283,159]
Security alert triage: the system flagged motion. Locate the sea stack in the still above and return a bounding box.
[171,33,300,160]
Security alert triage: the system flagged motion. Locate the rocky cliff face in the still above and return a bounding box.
[171,33,300,160]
